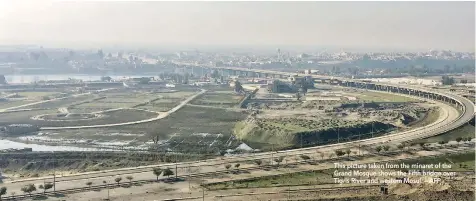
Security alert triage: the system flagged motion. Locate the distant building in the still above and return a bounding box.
[165,84,176,88]
[267,80,296,93]
[288,76,314,88]
[0,75,6,84]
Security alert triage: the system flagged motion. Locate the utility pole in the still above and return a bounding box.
[175,153,178,179]
[337,127,340,143]
[300,133,303,148]
[53,151,56,193]
[202,184,205,201]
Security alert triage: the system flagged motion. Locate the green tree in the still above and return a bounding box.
[39,183,52,195]
[97,49,104,59]
[300,155,311,160]
[38,185,44,194]
[138,77,150,84]
[234,81,244,93]
[254,159,262,166]
[397,144,405,151]
[184,73,189,84]
[382,145,390,152]
[126,176,133,185]
[0,187,6,201]
[456,137,463,144]
[211,70,219,79]
[101,76,112,82]
[274,156,285,166]
[163,168,174,178]
[225,164,232,173]
[345,149,351,157]
[375,146,382,153]
[153,168,162,181]
[21,184,36,197]
[441,75,455,85]
[296,92,301,101]
[86,181,93,190]
[234,163,240,169]
[335,150,345,157]
[419,142,425,148]
[115,177,122,186]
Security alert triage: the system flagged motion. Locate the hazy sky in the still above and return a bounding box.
[0,1,474,52]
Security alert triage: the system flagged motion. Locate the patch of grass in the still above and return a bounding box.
[355,91,418,102]
[204,170,334,190]
[419,124,475,144]
[17,92,59,99]
[0,100,33,109]
[408,107,440,128]
[117,105,248,141]
[0,109,157,127]
[191,91,243,107]
[135,99,181,112]
[401,152,475,171]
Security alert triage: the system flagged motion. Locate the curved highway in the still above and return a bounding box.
[3,67,474,191]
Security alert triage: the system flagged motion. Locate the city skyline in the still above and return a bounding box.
[0,1,474,52]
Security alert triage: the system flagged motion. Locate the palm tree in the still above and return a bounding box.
[153,168,163,181]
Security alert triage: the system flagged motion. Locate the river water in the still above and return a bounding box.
[0,139,105,152]
[4,74,158,84]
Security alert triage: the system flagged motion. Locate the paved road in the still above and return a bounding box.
[40,89,207,130]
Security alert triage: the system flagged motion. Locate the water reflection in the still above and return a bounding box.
[0,139,104,152]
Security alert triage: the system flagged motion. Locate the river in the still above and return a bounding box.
[4,74,159,84]
[0,139,105,152]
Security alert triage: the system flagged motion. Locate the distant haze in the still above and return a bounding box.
[0,1,474,52]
